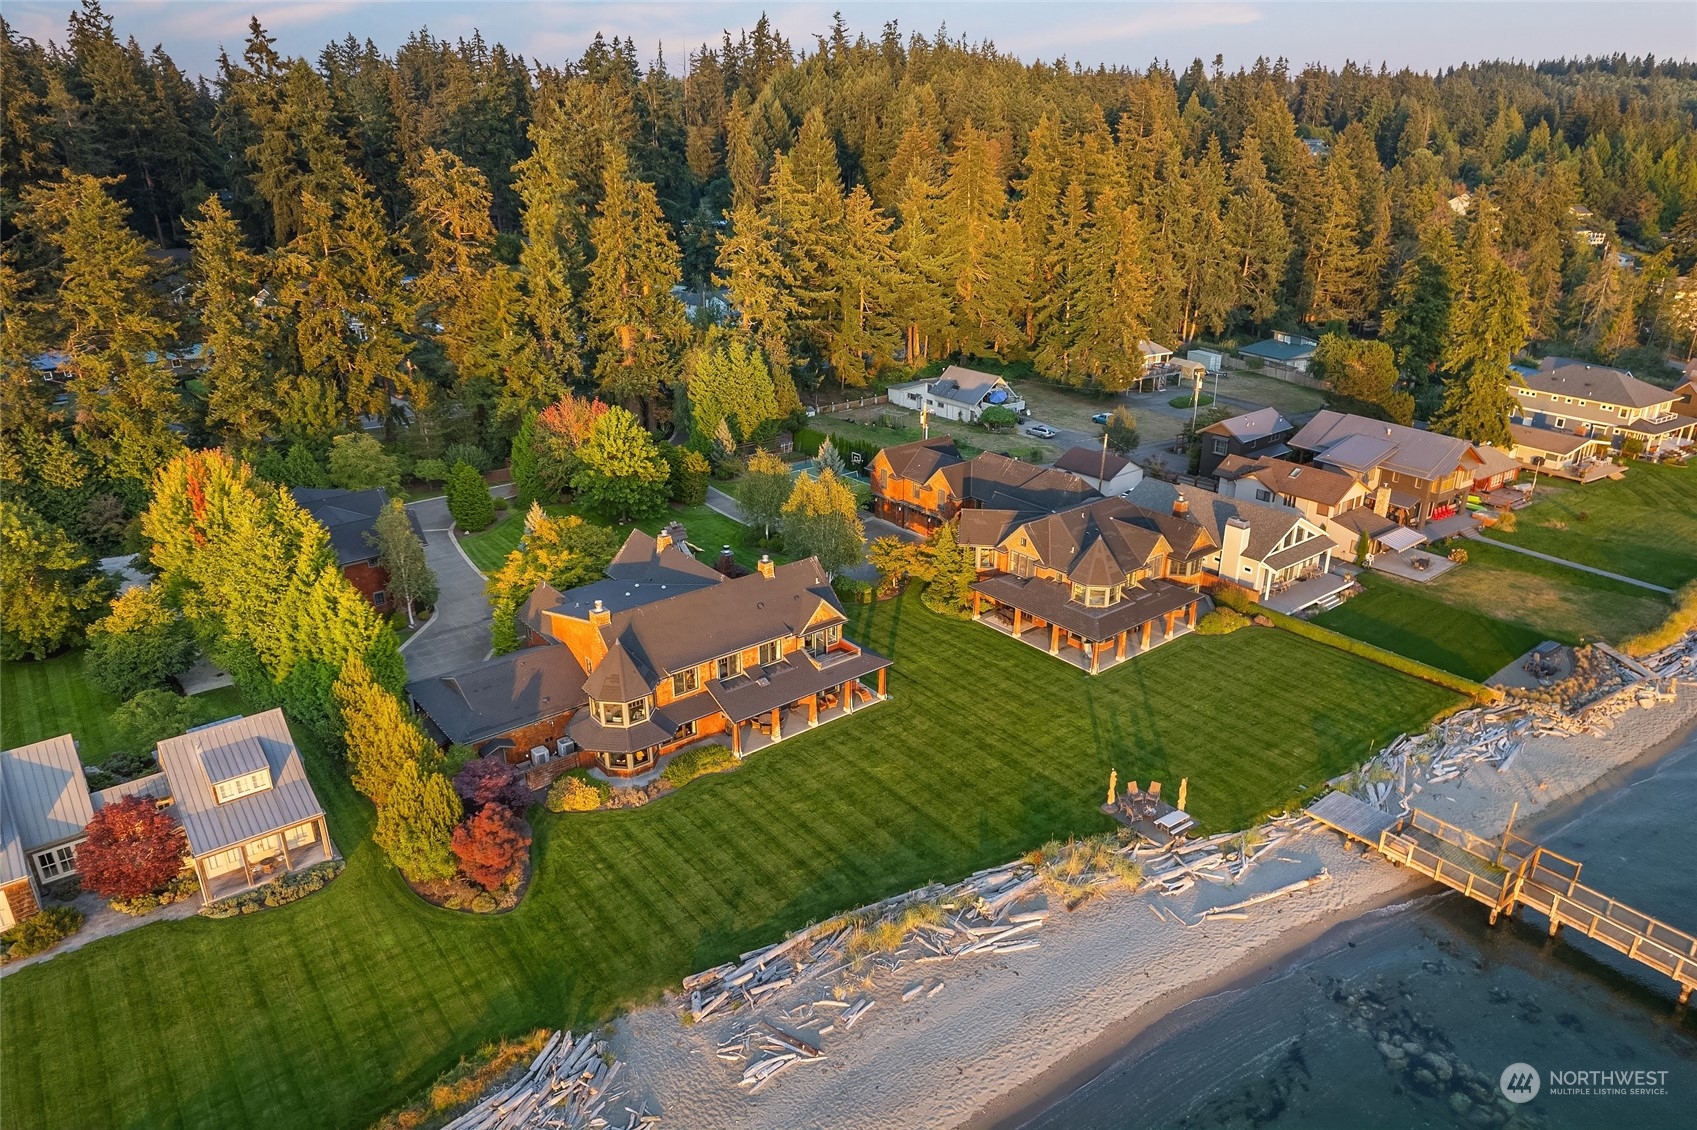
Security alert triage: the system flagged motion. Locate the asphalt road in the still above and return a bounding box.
[399,495,496,682]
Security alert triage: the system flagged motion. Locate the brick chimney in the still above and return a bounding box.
[757,553,776,579]
[1171,492,1190,519]
[588,598,611,628]
[654,526,673,553]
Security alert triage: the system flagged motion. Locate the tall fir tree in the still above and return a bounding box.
[1223,132,1291,327]
[187,196,277,450]
[1433,209,1527,447]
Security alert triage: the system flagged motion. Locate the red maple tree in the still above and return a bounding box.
[78,796,188,900]
[450,804,532,891]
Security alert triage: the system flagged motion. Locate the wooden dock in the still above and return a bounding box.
[1311,799,1697,1005]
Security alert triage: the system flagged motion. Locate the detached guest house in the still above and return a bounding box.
[0,711,335,927]
[411,526,891,777]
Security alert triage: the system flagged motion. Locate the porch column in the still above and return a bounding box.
[808,694,819,727]
[843,682,854,713]
[771,707,782,742]
[1116,630,1127,661]
[1011,607,1022,635]
[877,667,886,697]
[1140,620,1153,650]
[1187,602,1197,627]
[732,720,742,755]
[1090,642,1101,674]
[1164,610,1179,637]
[320,816,332,859]
[240,847,253,890]
[279,828,294,873]
[1049,622,1060,655]
[195,857,213,907]
[972,591,982,619]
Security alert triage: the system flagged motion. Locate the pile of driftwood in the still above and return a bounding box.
[439,1030,649,1130]
[1639,632,1697,681]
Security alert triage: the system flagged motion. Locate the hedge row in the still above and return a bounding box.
[794,427,882,469]
[198,860,345,919]
[1256,606,1500,703]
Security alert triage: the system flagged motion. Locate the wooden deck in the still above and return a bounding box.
[1317,800,1697,1005]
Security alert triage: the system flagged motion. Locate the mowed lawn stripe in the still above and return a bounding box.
[1,596,1458,1130]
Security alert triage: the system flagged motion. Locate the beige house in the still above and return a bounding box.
[1288,411,1486,528]
[1508,358,1695,461]
[155,710,335,903]
[1125,480,1334,599]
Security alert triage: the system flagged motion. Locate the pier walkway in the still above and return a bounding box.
[1309,795,1697,1004]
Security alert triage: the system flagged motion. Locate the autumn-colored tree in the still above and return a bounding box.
[453,757,530,814]
[450,803,532,891]
[780,469,864,577]
[485,504,622,653]
[740,448,794,538]
[867,535,931,596]
[532,393,612,493]
[76,796,188,901]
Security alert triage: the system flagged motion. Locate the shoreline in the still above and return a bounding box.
[981,700,1697,1129]
[609,689,1697,1130]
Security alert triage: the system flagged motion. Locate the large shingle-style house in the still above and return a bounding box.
[1052,445,1143,496]
[1213,454,1407,558]
[886,365,1026,424]
[1124,481,1334,599]
[1507,358,1695,461]
[0,711,335,926]
[868,438,1099,535]
[411,527,891,777]
[1197,407,1295,477]
[293,487,426,611]
[960,496,1211,673]
[1288,411,1486,529]
[155,710,335,903]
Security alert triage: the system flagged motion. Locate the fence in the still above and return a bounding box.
[1223,355,1328,390]
[809,394,889,414]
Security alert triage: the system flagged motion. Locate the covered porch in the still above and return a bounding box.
[715,650,893,757]
[195,815,336,904]
[1261,569,1353,615]
[970,587,1199,674]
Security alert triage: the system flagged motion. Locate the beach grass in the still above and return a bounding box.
[0,595,1458,1130]
[1485,461,1697,589]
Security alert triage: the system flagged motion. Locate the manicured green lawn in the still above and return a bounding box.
[1432,540,1670,645]
[0,598,1458,1130]
[460,502,782,576]
[1486,462,1697,589]
[0,651,126,763]
[1313,573,1549,681]
[2,652,258,765]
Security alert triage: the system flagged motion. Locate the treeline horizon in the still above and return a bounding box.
[3,1,1695,571]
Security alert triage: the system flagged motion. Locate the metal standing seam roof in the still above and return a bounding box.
[0,734,93,853]
[1240,338,1317,363]
[198,736,270,786]
[154,709,325,858]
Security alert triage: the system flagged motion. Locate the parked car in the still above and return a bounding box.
[1025,423,1058,438]
[1092,412,1112,425]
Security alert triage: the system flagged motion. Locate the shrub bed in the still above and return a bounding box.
[1195,608,1249,635]
[1205,581,1256,614]
[659,744,737,789]
[833,576,876,604]
[1257,607,1497,702]
[0,906,85,962]
[110,870,201,916]
[545,771,610,813]
[198,860,344,919]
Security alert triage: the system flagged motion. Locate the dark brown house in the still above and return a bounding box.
[1197,408,1295,478]
[292,487,424,612]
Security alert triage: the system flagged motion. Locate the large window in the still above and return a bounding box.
[1010,552,1036,578]
[34,844,78,879]
[757,639,782,665]
[806,626,842,656]
[672,668,701,696]
[596,700,625,725]
[213,768,272,805]
[285,823,318,852]
[974,547,997,570]
[628,697,649,723]
[1070,583,1120,608]
[716,653,743,680]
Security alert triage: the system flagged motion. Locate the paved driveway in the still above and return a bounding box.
[401,495,495,681]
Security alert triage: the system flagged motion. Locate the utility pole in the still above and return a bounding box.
[1099,428,1110,487]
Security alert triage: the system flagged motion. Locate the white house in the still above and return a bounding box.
[886,366,1026,424]
[1052,445,1144,497]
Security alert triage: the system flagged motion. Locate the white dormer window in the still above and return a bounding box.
[757,639,782,665]
[214,768,272,804]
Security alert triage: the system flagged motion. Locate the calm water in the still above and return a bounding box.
[1023,727,1697,1130]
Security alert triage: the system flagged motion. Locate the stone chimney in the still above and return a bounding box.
[757,553,776,579]
[1171,492,1190,519]
[589,597,611,628]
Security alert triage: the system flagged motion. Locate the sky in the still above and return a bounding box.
[7,1,1694,79]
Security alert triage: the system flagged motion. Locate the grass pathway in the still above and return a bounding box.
[0,598,1458,1130]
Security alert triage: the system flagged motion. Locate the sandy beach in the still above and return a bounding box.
[607,688,1697,1130]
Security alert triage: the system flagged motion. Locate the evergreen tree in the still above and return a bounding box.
[21,173,182,482]
[1433,211,1528,446]
[187,197,277,450]
[84,584,199,700]
[372,498,436,627]
[921,520,977,618]
[822,185,897,387]
[485,504,621,653]
[512,123,586,378]
[716,200,804,372]
[940,124,1023,355]
[1300,150,1366,325]
[740,448,793,538]
[374,759,462,883]
[1311,334,1415,424]
[780,469,864,577]
[334,654,437,807]
[1223,132,1291,327]
[0,498,109,660]
[445,461,496,531]
[508,412,545,506]
[570,405,671,522]
[685,328,780,446]
[247,58,356,243]
[585,148,688,417]
[1381,220,1456,382]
